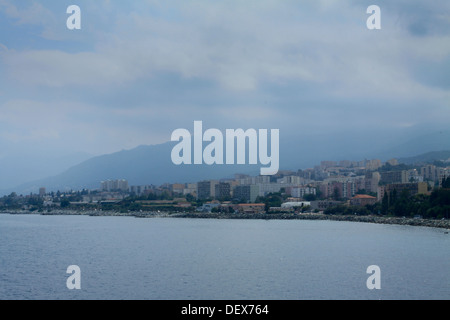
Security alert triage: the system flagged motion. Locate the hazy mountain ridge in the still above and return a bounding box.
[382,130,450,159]
[398,150,450,165]
[4,130,450,196]
[6,142,259,195]
[0,151,92,191]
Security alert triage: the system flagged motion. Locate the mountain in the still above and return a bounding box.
[8,133,388,195]
[9,142,260,195]
[0,151,92,191]
[398,150,450,165]
[380,130,450,159]
[6,128,450,195]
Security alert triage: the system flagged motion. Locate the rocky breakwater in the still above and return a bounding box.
[170,212,450,229]
[2,210,449,230]
[323,215,450,229]
[1,209,134,217]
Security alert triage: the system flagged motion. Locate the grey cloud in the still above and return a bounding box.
[0,0,449,165]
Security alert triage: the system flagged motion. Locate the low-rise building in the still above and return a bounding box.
[237,203,266,214]
[196,201,221,213]
[281,201,311,208]
[380,170,408,185]
[351,194,377,206]
[269,207,293,213]
[309,200,342,211]
[215,182,231,200]
[378,182,428,201]
[233,185,259,203]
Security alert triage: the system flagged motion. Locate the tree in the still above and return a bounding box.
[263,193,283,213]
[393,189,410,217]
[391,189,398,204]
[324,204,347,215]
[303,194,316,201]
[211,207,219,213]
[356,206,370,216]
[333,187,340,201]
[315,188,323,199]
[442,177,450,189]
[430,189,450,207]
[185,194,195,203]
[381,191,389,215]
[60,199,70,208]
[4,193,20,208]
[28,197,43,207]
[301,205,311,213]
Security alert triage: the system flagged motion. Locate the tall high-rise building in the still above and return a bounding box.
[215,182,231,200]
[320,161,337,170]
[209,180,219,199]
[421,165,439,182]
[365,172,381,193]
[380,171,408,185]
[233,185,259,203]
[197,181,211,200]
[291,187,316,198]
[171,183,185,195]
[378,182,428,201]
[386,159,399,166]
[100,179,129,192]
[366,159,382,171]
[439,169,450,188]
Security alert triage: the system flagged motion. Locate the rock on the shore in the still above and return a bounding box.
[2,210,449,230]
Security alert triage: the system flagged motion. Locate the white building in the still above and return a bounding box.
[183,183,197,196]
[277,176,303,185]
[281,202,311,208]
[239,175,271,185]
[257,183,290,196]
[291,187,316,198]
[101,179,129,192]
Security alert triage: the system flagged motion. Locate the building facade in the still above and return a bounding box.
[197,181,211,200]
[215,182,231,200]
[233,185,259,203]
[101,179,129,192]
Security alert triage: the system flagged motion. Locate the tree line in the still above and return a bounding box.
[325,177,450,219]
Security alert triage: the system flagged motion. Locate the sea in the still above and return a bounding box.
[0,213,448,300]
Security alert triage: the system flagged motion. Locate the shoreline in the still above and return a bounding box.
[1,209,449,230]
[170,212,450,229]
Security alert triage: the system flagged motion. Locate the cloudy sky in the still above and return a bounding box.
[0,0,449,187]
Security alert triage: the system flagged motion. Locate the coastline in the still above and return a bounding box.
[170,212,450,230]
[1,209,449,230]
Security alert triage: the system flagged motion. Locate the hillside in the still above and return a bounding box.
[398,150,450,165]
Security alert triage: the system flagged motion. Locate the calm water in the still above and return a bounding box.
[0,214,448,300]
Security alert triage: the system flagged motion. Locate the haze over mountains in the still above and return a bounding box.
[3,129,450,196]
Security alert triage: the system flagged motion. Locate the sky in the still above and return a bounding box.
[0,0,449,188]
